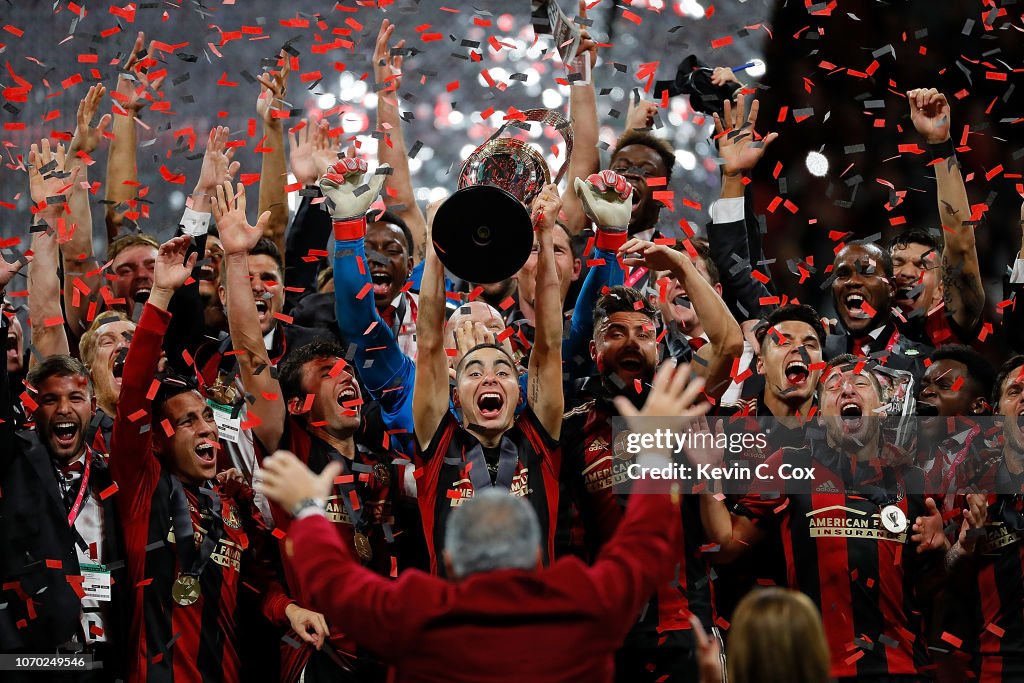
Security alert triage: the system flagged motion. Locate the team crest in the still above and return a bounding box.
[224,503,242,530]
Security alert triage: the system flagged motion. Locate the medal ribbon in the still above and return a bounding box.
[169,478,225,581]
[465,435,520,492]
[65,454,92,527]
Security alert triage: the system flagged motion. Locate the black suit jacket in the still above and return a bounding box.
[0,318,127,667]
[823,320,931,383]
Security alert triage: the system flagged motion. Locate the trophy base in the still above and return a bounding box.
[432,185,535,284]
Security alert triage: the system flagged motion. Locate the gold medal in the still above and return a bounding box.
[172,574,202,606]
[373,463,391,486]
[353,532,373,563]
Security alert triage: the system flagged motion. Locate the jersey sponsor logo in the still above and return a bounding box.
[582,454,631,492]
[325,495,392,525]
[210,537,243,572]
[805,504,907,543]
[978,523,1023,554]
[447,468,532,506]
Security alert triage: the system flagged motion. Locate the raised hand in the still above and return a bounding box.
[212,181,270,256]
[114,31,166,114]
[153,235,198,293]
[28,139,80,220]
[570,0,597,75]
[69,84,112,158]
[574,170,633,230]
[531,183,562,234]
[0,249,31,291]
[257,449,343,516]
[318,153,389,221]
[624,98,659,132]
[195,126,240,198]
[618,238,685,273]
[288,118,330,187]
[691,616,724,683]
[256,51,289,128]
[310,120,337,180]
[907,87,951,144]
[956,493,989,555]
[911,497,949,553]
[710,67,740,87]
[373,19,406,93]
[614,361,709,425]
[713,97,778,177]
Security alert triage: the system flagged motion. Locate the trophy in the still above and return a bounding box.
[432,109,573,284]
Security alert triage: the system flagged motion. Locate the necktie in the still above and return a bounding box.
[58,460,85,510]
[851,337,866,357]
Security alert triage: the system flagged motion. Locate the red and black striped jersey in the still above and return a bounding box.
[413,408,561,577]
[111,304,294,683]
[560,396,713,665]
[735,442,939,680]
[942,457,1024,682]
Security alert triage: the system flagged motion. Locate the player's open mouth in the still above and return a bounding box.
[53,421,79,447]
[477,392,504,419]
[916,402,939,418]
[618,352,644,373]
[254,299,269,321]
[844,292,867,317]
[785,360,809,386]
[371,271,392,298]
[199,264,216,280]
[195,442,216,463]
[132,287,151,303]
[840,401,863,431]
[337,386,358,406]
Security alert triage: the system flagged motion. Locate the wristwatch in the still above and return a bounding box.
[289,497,325,518]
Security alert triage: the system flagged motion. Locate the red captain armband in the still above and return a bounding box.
[595,228,627,252]
[333,217,367,241]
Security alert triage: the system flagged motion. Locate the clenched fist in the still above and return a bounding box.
[574,170,633,231]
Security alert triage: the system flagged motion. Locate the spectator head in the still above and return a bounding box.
[831,242,894,336]
[278,339,361,437]
[654,239,721,337]
[79,310,136,416]
[365,209,414,312]
[27,355,95,465]
[516,222,581,322]
[917,345,994,426]
[218,237,285,337]
[817,354,885,451]
[592,286,660,389]
[109,234,159,308]
[3,300,24,375]
[453,343,520,444]
[609,131,675,234]
[726,588,830,683]
[755,305,826,411]
[992,355,1024,453]
[151,373,219,484]
[444,488,542,579]
[198,231,225,300]
[444,302,512,367]
[887,228,942,318]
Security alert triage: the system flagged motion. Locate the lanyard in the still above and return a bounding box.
[625,265,648,289]
[465,436,520,492]
[66,454,93,528]
[169,478,224,581]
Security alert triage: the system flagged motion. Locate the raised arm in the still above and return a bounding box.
[284,119,334,308]
[256,52,290,255]
[63,84,111,340]
[373,19,428,263]
[0,249,31,441]
[528,185,565,439]
[105,32,164,241]
[558,2,601,236]
[908,88,984,333]
[412,207,450,450]
[27,140,79,361]
[110,236,195,517]
[212,180,284,452]
[709,97,779,335]
[620,239,743,402]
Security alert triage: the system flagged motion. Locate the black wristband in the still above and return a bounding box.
[927,138,956,161]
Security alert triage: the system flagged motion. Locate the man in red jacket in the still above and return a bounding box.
[257,361,714,683]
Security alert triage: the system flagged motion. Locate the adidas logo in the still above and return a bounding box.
[815,480,840,493]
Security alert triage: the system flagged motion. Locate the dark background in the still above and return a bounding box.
[0,0,1020,320]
